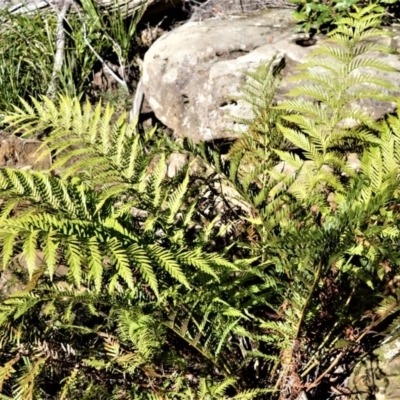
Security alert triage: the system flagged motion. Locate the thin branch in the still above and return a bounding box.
[129,76,144,125]
[301,286,356,377]
[306,298,400,391]
[104,32,126,80]
[47,0,71,99]
[305,350,347,392]
[129,59,144,125]
[82,21,129,93]
[276,261,323,399]
[68,0,129,92]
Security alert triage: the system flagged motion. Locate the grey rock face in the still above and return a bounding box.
[142,10,312,141]
[187,0,294,21]
[350,337,400,400]
[142,9,400,142]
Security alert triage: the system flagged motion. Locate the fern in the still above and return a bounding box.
[275,2,398,196]
[1,5,400,399]
[181,5,400,400]
[0,96,242,398]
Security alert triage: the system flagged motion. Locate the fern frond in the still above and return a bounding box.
[12,355,47,400]
[147,245,189,288]
[65,239,83,287]
[0,231,18,270]
[127,243,158,294]
[0,357,18,392]
[107,238,134,290]
[87,238,103,292]
[59,367,78,400]
[166,170,190,224]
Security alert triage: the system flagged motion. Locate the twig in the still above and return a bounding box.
[276,261,323,399]
[70,0,145,127]
[301,287,356,377]
[47,0,71,99]
[306,298,400,392]
[104,33,126,80]
[80,17,129,93]
[305,350,347,392]
[354,299,400,344]
[129,76,144,125]
[83,24,129,92]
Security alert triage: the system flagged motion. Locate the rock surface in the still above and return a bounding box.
[142,9,400,142]
[188,0,294,21]
[350,338,400,400]
[0,136,51,170]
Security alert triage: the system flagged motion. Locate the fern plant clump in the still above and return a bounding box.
[0,97,261,399]
[186,4,400,399]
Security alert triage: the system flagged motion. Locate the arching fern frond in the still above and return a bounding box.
[275,3,399,190]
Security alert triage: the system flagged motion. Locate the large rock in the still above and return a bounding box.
[142,9,400,142]
[0,136,51,170]
[350,338,400,400]
[188,0,294,21]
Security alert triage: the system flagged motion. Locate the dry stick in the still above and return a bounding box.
[306,298,400,392]
[129,75,144,125]
[46,0,71,99]
[71,0,130,94]
[70,2,129,93]
[82,21,129,93]
[353,299,400,345]
[275,261,323,400]
[108,37,126,80]
[71,0,144,128]
[300,287,356,378]
[129,14,167,125]
[77,2,144,127]
[129,58,144,125]
[305,350,347,392]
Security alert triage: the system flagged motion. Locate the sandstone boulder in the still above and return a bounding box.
[0,136,51,170]
[350,337,400,400]
[142,9,400,142]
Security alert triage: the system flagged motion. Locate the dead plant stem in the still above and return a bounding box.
[276,261,323,399]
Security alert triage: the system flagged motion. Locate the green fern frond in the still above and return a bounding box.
[166,171,190,224]
[210,377,236,396]
[59,367,79,400]
[65,240,83,287]
[127,243,158,295]
[87,238,103,292]
[176,249,218,280]
[149,154,167,208]
[107,238,134,290]
[0,231,18,270]
[147,245,189,288]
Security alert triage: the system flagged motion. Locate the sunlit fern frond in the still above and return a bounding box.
[3,96,159,189]
[275,4,399,185]
[0,97,238,297]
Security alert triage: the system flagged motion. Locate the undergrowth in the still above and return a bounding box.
[0,2,400,400]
